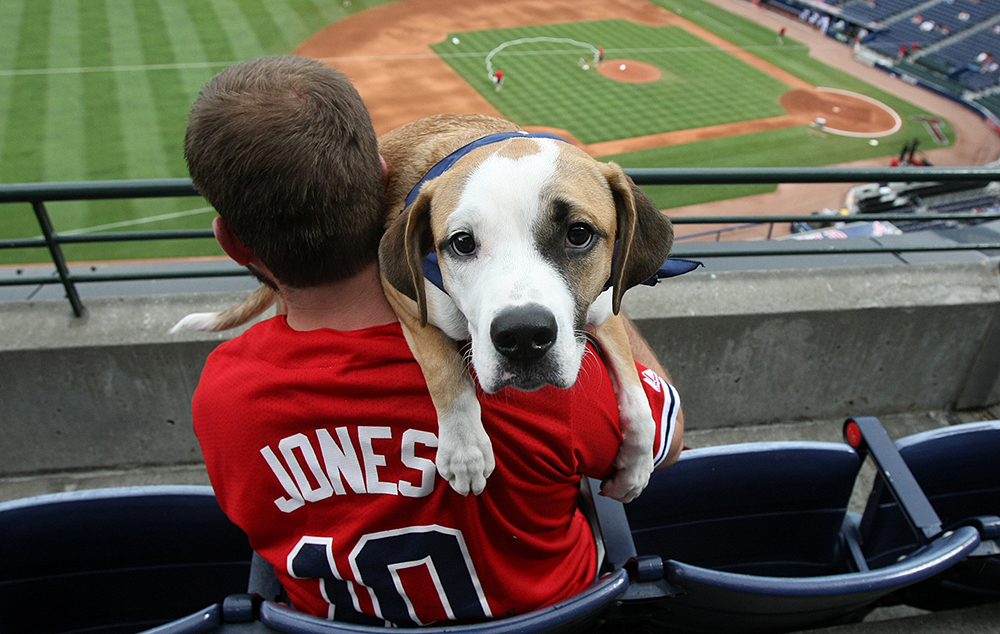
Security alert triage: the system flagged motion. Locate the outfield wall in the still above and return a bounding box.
[1,258,997,478]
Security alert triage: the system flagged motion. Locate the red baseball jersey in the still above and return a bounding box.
[193,317,678,626]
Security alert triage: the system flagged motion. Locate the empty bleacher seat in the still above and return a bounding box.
[615,439,980,633]
[0,486,253,634]
[855,421,1000,610]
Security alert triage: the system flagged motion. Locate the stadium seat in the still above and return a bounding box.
[612,438,981,633]
[0,486,253,634]
[849,417,1000,610]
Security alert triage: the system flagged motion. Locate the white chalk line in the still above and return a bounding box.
[0,44,811,77]
[485,37,599,77]
[58,206,215,236]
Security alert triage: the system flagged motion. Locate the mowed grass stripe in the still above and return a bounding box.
[180,0,238,62]
[0,0,25,165]
[0,0,34,241]
[235,0,289,54]
[286,0,328,38]
[158,0,223,106]
[212,0,268,59]
[107,0,168,206]
[1,0,51,182]
[259,0,312,52]
[81,0,127,181]
[79,0,135,233]
[133,0,190,179]
[46,0,85,184]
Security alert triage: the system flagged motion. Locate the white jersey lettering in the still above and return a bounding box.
[400,429,438,498]
[263,426,438,512]
[359,426,397,496]
[317,427,366,495]
[261,445,306,513]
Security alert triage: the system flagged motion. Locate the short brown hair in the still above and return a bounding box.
[185,56,384,287]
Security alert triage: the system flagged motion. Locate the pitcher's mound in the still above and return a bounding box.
[598,59,661,83]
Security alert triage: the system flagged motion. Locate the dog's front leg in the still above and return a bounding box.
[591,315,655,503]
[393,307,495,496]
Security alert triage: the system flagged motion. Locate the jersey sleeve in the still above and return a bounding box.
[569,349,681,476]
[636,364,681,469]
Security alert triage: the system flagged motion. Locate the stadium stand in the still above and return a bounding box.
[922,25,1000,92]
[784,0,1000,124]
[840,0,931,27]
[862,0,997,59]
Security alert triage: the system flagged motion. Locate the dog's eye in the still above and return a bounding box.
[450,232,477,256]
[566,223,593,248]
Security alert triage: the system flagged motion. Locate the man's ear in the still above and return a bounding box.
[213,216,256,266]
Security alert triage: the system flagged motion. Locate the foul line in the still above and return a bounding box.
[0,44,812,77]
[0,61,241,77]
[59,206,215,236]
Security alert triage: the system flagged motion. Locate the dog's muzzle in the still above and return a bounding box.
[490,304,557,363]
[487,304,564,391]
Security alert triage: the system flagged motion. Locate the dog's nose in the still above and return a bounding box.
[490,305,558,363]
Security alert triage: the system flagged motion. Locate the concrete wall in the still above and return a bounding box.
[622,259,1000,428]
[1,259,998,478]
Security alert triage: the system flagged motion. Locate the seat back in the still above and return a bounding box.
[626,441,862,577]
[617,436,982,632]
[897,421,1000,527]
[857,421,1000,608]
[0,486,252,634]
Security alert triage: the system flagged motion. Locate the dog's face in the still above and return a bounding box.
[381,136,673,393]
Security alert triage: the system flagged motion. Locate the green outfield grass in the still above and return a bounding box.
[0,0,397,264]
[0,0,961,264]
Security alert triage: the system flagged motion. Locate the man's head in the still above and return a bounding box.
[185,56,384,288]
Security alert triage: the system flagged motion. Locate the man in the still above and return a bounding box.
[187,56,683,626]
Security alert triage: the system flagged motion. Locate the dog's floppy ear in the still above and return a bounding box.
[601,161,674,315]
[378,183,437,326]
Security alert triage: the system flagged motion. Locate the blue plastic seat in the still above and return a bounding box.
[627,442,863,578]
[0,486,252,634]
[852,419,1000,610]
[615,438,981,633]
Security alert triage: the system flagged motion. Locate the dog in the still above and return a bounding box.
[172,114,675,503]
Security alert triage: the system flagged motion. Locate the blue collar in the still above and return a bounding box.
[403,131,702,294]
[404,131,569,209]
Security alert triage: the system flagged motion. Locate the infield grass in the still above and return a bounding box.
[432,20,790,144]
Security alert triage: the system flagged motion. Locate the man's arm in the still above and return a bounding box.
[621,314,685,468]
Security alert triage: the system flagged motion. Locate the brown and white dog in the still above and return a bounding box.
[173,114,674,502]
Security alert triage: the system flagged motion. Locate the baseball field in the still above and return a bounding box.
[0,0,961,264]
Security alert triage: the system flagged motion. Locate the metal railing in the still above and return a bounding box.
[3,167,1000,317]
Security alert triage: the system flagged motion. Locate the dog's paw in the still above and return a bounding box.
[600,443,654,503]
[436,431,496,496]
[600,466,651,503]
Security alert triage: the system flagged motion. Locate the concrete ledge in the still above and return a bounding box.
[2,260,998,479]
[623,259,1000,427]
[0,291,271,476]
